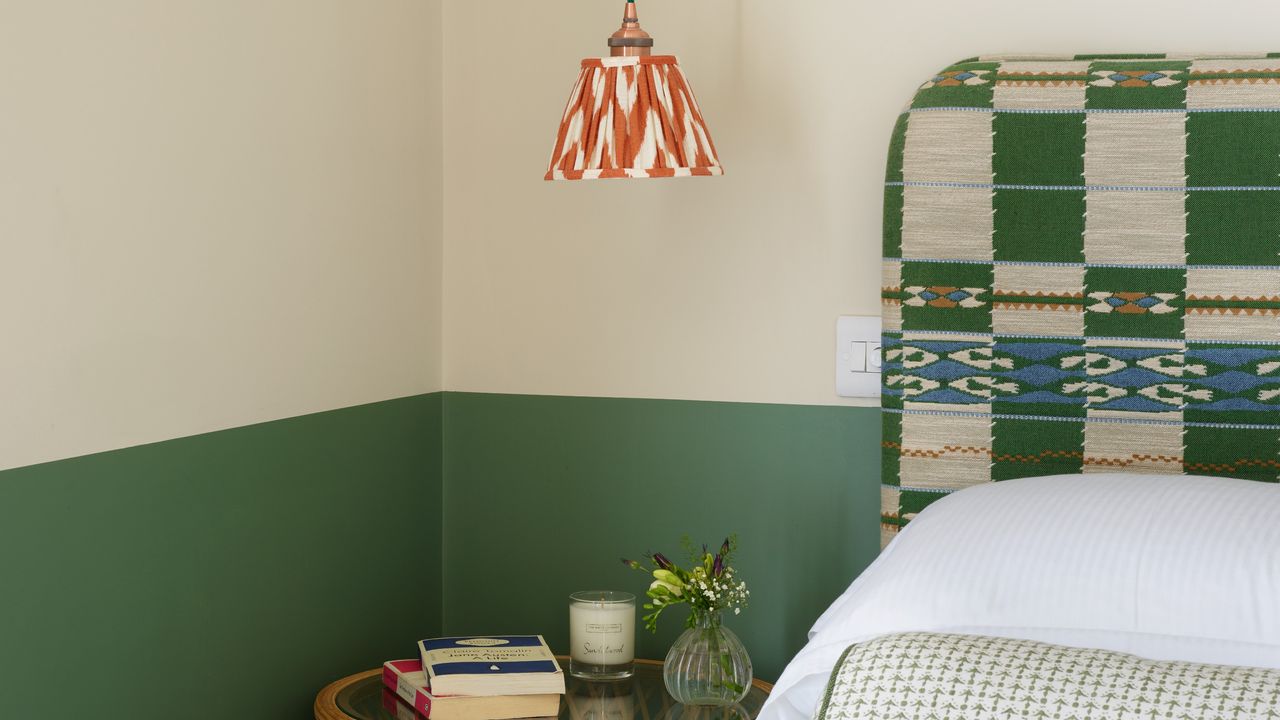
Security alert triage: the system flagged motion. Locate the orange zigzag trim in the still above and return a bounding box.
[1188,78,1280,85]
[884,442,1082,463]
[884,442,1280,473]
[993,302,1084,312]
[1185,459,1280,473]
[1186,307,1280,317]
[992,291,1086,312]
[1084,455,1182,467]
[1187,294,1280,302]
[995,80,1087,87]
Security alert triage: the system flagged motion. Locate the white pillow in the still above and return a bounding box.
[759,473,1280,720]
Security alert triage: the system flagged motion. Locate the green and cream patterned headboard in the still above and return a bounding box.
[880,53,1280,547]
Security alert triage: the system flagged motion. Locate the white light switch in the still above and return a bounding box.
[836,316,881,398]
[848,341,867,371]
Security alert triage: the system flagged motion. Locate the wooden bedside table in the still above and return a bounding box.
[315,657,773,720]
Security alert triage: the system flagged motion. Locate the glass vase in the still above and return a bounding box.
[662,612,752,706]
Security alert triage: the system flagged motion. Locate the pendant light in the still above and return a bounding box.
[545,0,722,180]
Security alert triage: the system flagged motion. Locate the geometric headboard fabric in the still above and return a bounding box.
[881,53,1280,547]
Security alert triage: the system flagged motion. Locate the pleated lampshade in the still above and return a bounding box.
[545,1,721,181]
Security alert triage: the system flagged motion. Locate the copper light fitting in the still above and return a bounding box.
[609,0,654,57]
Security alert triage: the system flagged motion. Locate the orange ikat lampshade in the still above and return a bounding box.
[545,1,721,181]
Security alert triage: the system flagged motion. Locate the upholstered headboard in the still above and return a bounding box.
[880,53,1280,546]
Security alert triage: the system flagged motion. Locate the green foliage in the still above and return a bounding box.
[622,534,750,633]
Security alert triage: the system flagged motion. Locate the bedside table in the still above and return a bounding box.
[315,657,773,720]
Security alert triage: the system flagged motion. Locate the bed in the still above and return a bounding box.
[761,52,1280,720]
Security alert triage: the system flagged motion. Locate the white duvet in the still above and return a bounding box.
[758,473,1280,720]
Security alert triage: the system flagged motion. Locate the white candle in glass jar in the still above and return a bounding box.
[569,591,635,669]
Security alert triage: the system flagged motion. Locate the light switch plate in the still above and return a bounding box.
[836,316,882,398]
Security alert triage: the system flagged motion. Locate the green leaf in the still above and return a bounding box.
[717,652,743,694]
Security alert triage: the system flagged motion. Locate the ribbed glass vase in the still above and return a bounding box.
[662,612,752,706]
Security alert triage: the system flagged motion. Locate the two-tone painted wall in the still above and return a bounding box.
[8,2,1280,719]
[0,2,445,717]
[434,0,1280,686]
[2,0,445,472]
[436,1,890,681]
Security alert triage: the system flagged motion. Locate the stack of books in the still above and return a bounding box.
[383,635,565,720]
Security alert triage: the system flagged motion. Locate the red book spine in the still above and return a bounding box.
[382,660,434,717]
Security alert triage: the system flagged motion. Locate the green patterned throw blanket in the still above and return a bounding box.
[881,53,1280,547]
[818,633,1280,720]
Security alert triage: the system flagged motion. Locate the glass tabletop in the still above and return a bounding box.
[334,658,770,720]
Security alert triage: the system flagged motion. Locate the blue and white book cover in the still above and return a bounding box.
[417,635,563,696]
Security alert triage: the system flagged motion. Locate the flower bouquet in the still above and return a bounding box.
[623,536,753,705]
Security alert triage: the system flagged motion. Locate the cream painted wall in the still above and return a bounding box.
[7,1,1280,469]
[441,0,1280,407]
[0,1,443,472]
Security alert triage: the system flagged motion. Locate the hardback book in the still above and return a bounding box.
[382,660,562,720]
[416,635,566,697]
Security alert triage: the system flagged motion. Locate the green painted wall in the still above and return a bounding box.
[1,391,880,717]
[0,394,443,720]
[440,393,881,682]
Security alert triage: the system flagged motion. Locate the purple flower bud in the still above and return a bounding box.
[713,554,724,577]
[652,552,673,570]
